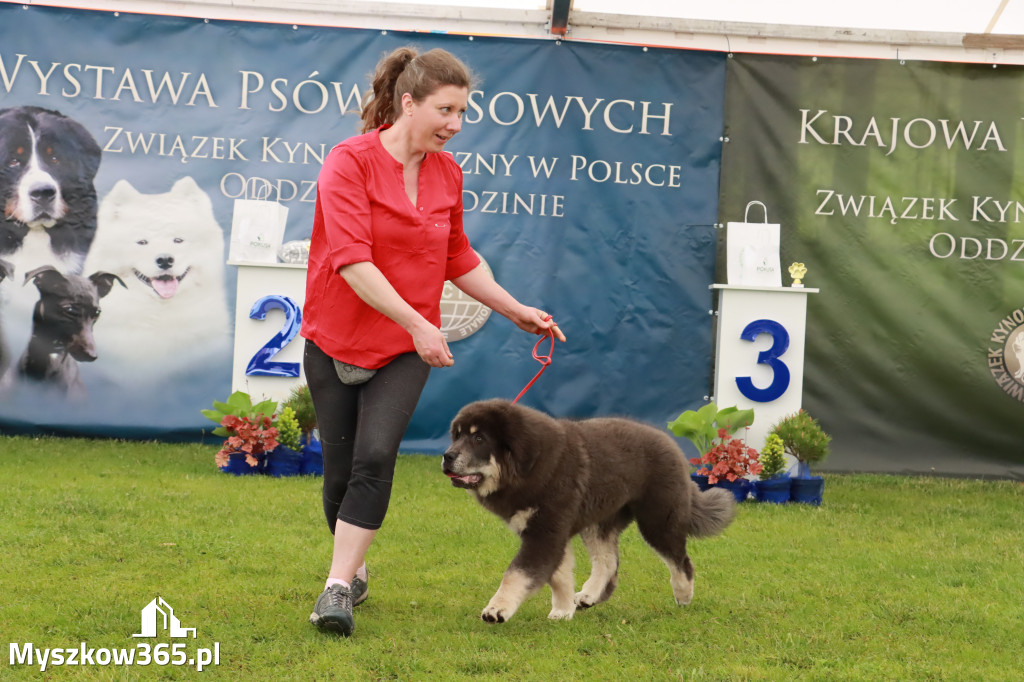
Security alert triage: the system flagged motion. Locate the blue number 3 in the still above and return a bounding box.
[245,295,302,377]
[735,319,790,402]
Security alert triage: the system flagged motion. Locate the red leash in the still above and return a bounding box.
[511,320,556,404]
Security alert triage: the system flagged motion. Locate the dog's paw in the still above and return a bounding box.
[671,575,694,606]
[480,605,509,624]
[574,591,598,609]
[547,606,575,620]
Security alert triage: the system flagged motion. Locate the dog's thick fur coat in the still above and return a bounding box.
[442,399,736,624]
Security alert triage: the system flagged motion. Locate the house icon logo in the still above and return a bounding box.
[132,597,197,638]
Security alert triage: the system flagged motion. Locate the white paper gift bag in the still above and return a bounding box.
[726,200,782,287]
[228,179,288,263]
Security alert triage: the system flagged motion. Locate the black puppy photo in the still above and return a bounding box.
[443,399,737,624]
[0,105,101,275]
[12,265,123,399]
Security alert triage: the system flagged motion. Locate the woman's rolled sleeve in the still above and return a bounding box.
[319,149,375,272]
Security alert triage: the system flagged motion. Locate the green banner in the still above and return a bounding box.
[721,54,1024,477]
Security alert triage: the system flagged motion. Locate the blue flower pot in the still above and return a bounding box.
[690,473,711,491]
[299,434,324,476]
[790,476,825,505]
[219,452,263,476]
[752,477,791,504]
[265,445,303,477]
[715,478,751,502]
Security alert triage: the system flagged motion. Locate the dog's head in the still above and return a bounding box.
[91,177,222,300]
[0,106,101,229]
[442,399,545,497]
[24,265,124,361]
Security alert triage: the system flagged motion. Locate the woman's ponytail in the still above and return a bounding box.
[360,47,417,133]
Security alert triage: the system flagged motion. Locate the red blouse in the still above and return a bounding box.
[301,128,480,369]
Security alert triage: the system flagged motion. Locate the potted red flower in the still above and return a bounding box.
[689,428,763,502]
[202,391,280,475]
[668,401,755,492]
[214,414,279,474]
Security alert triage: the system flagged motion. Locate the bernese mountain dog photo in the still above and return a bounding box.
[0,105,101,277]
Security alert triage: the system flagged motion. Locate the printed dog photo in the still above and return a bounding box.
[0,105,102,377]
[442,399,736,624]
[0,265,122,399]
[0,105,101,275]
[82,176,231,387]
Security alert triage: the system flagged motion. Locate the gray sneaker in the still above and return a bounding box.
[351,569,369,607]
[309,584,354,636]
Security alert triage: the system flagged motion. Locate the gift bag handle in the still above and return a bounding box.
[246,177,274,201]
[744,200,768,224]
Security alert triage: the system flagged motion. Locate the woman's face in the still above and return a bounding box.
[404,85,469,153]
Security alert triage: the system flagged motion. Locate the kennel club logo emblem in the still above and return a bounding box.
[132,597,196,638]
[987,305,1024,403]
[440,251,493,341]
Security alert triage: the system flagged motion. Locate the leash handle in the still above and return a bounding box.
[511,318,555,404]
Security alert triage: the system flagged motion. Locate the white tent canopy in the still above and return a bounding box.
[36,0,1024,62]
[415,0,1023,35]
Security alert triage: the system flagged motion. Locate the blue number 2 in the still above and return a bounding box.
[735,319,790,402]
[245,295,302,377]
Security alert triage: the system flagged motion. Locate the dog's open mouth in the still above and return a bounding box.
[135,266,191,299]
[445,471,483,488]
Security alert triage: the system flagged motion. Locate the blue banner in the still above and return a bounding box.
[0,5,724,450]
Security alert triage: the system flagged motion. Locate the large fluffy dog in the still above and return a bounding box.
[442,399,736,624]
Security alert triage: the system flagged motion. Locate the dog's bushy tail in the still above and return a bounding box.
[688,485,736,538]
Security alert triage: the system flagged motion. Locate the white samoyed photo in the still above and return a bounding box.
[82,176,231,387]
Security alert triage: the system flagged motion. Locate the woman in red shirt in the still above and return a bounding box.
[303,46,564,637]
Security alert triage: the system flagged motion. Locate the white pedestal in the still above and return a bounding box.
[711,283,819,450]
[229,260,308,406]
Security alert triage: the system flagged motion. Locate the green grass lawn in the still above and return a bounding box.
[1,435,1022,681]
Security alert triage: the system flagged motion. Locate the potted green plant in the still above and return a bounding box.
[275,406,303,450]
[751,433,790,503]
[264,405,304,478]
[771,410,831,505]
[282,384,317,442]
[202,391,280,475]
[282,384,322,476]
[668,401,757,500]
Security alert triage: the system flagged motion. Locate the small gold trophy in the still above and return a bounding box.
[788,262,807,288]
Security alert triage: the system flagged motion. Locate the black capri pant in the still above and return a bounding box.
[303,339,430,531]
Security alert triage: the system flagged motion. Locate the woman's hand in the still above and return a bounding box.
[339,262,455,367]
[450,265,566,343]
[410,318,455,367]
[509,305,566,342]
